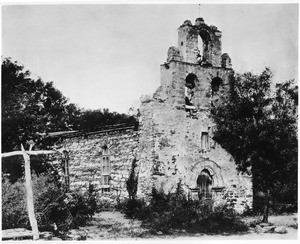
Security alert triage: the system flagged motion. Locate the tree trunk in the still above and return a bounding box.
[262,189,270,223]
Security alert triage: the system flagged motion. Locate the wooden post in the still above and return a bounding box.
[21,144,39,240]
[2,147,59,240]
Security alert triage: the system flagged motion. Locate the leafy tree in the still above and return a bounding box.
[212,68,297,222]
[1,57,80,152]
[1,58,80,181]
[2,57,137,182]
[76,108,137,132]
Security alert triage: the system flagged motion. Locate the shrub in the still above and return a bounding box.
[2,173,97,232]
[195,204,248,234]
[2,178,29,229]
[64,186,97,228]
[32,173,69,231]
[97,199,114,211]
[119,182,248,234]
[126,158,139,201]
[116,198,150,220]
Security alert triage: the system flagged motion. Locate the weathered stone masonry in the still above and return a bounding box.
[51,127,139,203]
[137,17,252,212]
[51,17,252,212]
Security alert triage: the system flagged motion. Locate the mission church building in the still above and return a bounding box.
[50,17,253,213]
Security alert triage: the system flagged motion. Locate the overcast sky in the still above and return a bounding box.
[2,3,298,113]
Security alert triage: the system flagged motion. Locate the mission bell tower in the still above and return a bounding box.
[137,17,252,212]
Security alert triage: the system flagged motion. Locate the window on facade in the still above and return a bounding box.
[101,146,111,193]
[185,86,194,106]
[62,150,70,190]
[197,169,213,199]
[211,126,217,148]
[211,77,223,93]
[201,132,209,150]
[185,73,197,112]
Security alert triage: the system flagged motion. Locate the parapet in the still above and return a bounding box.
[221,53,232,69]
[174,17,225,67]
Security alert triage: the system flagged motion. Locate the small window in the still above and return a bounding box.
[201,132,209,150]
[211,77,223,93]
[185,73,197,88]
[181,41,184,46]
[185,73,197,113]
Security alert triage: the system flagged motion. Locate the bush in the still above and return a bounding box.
[64,186,97,228]
[2,178,29,229]
[196,204,248,234]
[2,173,97,232]
[116,198,150,220]
[118,182,248,234]
[33,173,69,231]
[97,199,115,211]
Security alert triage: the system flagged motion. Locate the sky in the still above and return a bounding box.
[2,3,298,113]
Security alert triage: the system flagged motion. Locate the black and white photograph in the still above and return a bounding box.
[1,1,298,241]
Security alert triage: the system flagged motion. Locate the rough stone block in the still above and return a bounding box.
[274,226,287,234]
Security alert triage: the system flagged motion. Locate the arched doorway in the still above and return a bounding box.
[197,169,213,199]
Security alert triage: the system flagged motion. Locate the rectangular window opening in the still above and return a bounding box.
[201,132,209,151]
[101,148,111,193]
[62,151,70,190]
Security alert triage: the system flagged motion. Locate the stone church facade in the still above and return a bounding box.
[50,17,252,213]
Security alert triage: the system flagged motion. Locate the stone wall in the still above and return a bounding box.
[157,61,233,109]
[51,129,139,204]
[137,96,252,212]
[47,16,253,213]
[137,48,252,212]
[177,18,222,67]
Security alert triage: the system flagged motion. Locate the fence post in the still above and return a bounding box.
[21,144,39,240]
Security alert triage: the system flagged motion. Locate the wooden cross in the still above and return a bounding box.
[1,144,58,240]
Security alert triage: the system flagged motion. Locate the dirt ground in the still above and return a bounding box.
[64,211,298,240]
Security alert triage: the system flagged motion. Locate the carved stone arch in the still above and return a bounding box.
[200,165,215,177]
[189,159,225,189]
[199,29,212,44]
[195,22,222,67]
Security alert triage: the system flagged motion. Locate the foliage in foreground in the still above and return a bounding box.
[117,184,248,234]
[212,69,297,221]
[2,173,97,232]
